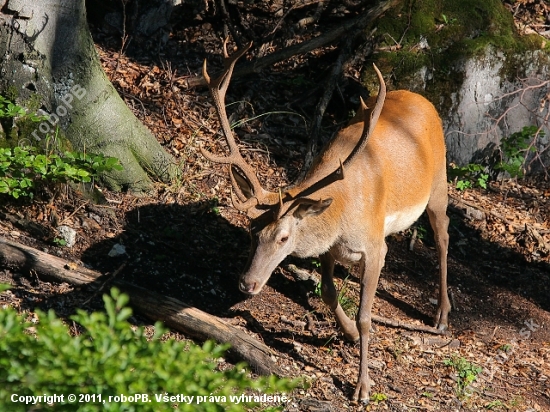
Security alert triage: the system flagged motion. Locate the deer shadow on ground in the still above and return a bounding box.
[7,192,550,354]
[77,201,254,316]
[74,197,549,334]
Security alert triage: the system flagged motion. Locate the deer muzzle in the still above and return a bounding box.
[238,278,259,295]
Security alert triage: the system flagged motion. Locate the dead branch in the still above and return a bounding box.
[372,314,448,336]
[402,332,461,348]
[448,195,486,221]
[184,0,399,88]
[295,1,326,29]
[287,263,448,335]
[0,236,281,376]
[299,33,357,180]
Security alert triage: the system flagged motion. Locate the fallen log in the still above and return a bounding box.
[0,236,281,376]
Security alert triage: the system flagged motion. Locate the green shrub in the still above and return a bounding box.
[0,95,47,122]
[0,286,297,411]
[443,355,482,398]
[0,146,123,198]
[448,163,489,190]
[0,95,123,199]
[448,125,544,191]
[495,125,541,178]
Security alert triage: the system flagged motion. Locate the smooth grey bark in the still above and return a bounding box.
[0,0,178,191]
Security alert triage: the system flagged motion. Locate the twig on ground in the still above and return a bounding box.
[372,314,449,335]
[58,201,89,226]
[295,1,326,29]
[81,261,127,306]
[280,315,307,329]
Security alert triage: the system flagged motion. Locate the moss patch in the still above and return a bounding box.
[365,0,548,95]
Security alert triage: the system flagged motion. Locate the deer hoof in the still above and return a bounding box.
[436,322,448,331]
[343,331,360,342]
[351,381,370,403]
[434,309,449,331]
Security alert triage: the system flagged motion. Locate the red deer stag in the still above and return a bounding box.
[201,40,451,402]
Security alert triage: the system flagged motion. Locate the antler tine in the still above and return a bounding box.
[287,65,386,203]
[230,188,259,211]
[284,64,386,206]
[219,38,252,96]
[201,40,270,208]
[342,63,386,169]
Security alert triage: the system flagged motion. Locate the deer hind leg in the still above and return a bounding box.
[319,253,359,341]
[426,178,451,330]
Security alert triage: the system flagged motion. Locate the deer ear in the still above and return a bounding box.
[293,198,333,220]
[231,165,254,200]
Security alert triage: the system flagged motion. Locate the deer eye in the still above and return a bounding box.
[279,235,289,244]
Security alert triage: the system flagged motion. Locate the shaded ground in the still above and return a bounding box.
[1,1,549,411]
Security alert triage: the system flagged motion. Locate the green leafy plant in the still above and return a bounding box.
[443,355,482,398]
[448,163,489,190]
[484,399,505,410]
[413,224,427,240]
[337,276,357,319]
[313,281,322,298]
[498,343,512,353]
[53,237,67,247]
[369,392,387,404]
[209,197,220,215]
[440,14,457,25]
[0,94,48,137]
[0,95,26,118]
[0,286,298,411]
[495,126,541,178]
[0,146,123,199]
[448,126,544,190]
[0,95,123,199]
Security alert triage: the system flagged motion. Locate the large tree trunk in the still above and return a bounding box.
[0,0,178,192]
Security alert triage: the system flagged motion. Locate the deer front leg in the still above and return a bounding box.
[319,253,359,341]
[353,243,387,403]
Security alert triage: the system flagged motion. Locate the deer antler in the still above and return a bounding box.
[282,64,387,207]
[342,64,386,168]
[201,39,272,212]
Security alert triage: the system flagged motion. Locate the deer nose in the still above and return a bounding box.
[239,280,257,295]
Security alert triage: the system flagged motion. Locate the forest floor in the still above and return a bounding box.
[1,1,549,411]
